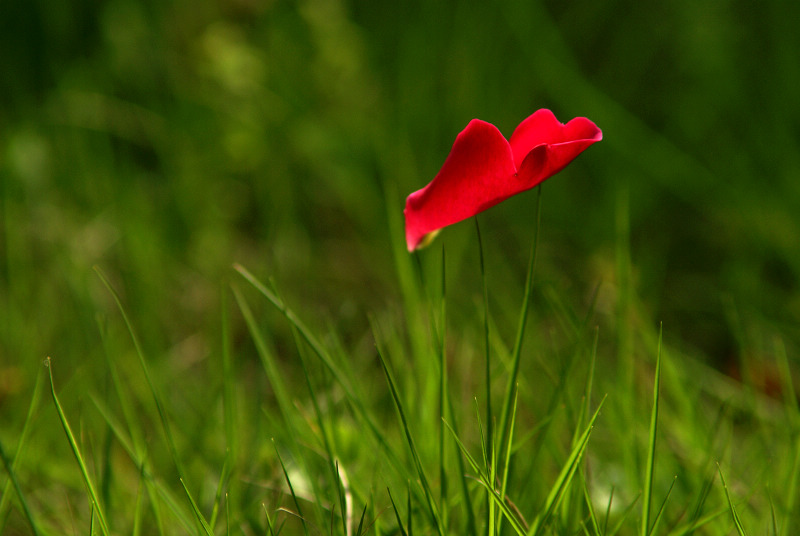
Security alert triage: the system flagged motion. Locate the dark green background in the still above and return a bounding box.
[2,0,799,392]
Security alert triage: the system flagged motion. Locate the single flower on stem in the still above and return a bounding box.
[404,109,602,251]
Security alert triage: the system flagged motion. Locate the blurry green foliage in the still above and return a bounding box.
[2,0,800,402]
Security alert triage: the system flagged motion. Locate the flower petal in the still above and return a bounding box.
[404,119,517,251]
[508,109,564,168]
[516,134,602,188]
[404,110,602,251]
[509,109,602,169]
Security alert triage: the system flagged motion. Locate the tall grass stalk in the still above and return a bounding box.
[47,357,111,536]
[641,324,663,536]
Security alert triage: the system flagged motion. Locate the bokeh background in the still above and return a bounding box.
[2,0,800,417]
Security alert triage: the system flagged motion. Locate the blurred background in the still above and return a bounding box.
[2,0,800,402]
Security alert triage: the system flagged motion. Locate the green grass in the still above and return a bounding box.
[3,238,797,534]
[2,0,800,534]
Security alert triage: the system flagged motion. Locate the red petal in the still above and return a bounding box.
[404,110,602,251]
[508,109,564,168]
[404,120,516,251]
[509,109,602,169]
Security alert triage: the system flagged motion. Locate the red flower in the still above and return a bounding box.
[404,109,602,251]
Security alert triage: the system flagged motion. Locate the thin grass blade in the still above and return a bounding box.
[94,266,185,478]
[500,386,519,499]
[769,489,779,536]
[498,187,540,460]
[775,337,799,536]
[443,419,527,536]
[89,393,193,533]
[474,216,497,536]
[231,286,294,432]
[437,245,449,532]
[235,265,409,487]
[641,325,663,536]
[132,460,145,536]
[717,464,748,536]
[387,487,409,536]
[209,453,231,530]
[373,321,444,536]
[648,475,676,535]
[221,283,238,462]
[274,440,311,536]
[0,436,41,536]
[263,503,277,536]
[445,380,478,536]
[607,493,641,536]
[46,358,110,536]
[355,504,368,536]
[528,396,606,536]
[180,478,214,536]
[580,475,601,536]
[0,370,43,534]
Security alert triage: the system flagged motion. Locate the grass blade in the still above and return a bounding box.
[775,337,799,536]
[89,393,194,533]
[209,454,231,530]
[132,460,145,536]
[231,285,294,432]
[607,493,641,536]
[286,316,337,528]
[475,216,497,536]
[641,324,662,536]
[717,463,748,536]
[581,475,601,536]
[233,264,350,394]
[46,357,110,535]
[274,439,311,536]
[333,461,350,536]
[528,396,606,536]
[387,487,409,536]
[648,475,677,535]
[407,484,413,536]
[670,507,729,536]
[235,265,409,484]
[373,320,444,536]
[475,217,493,458]
[0,369,43,534]
[443,418,527,535]
[263,503,277,536]
[603,486,614,536]
[437,245,449,532]
[500,385,519,499]
[769,488,779,536]
[562,327,600,532]
[94,266,185,479]
[0,436,41,536]
[355,503,368,536]
[232,284,327,525]
[221,283,238,463]
[180,478,214,536]
[444,375,478,536]
[498,186,540,462]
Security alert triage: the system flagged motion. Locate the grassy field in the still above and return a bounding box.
[2,0,800,534]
